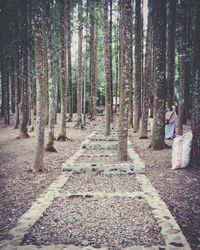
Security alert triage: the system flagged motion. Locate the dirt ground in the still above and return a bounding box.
[0,116,200,250]
[0,114,97,241]
[129,128,200,250]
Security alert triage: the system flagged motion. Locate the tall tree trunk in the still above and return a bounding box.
[75,0,83,128]
[166,0,177,108]
[45,0,57,152]
[104,0,112,135]
[19,0,29,138]
[128,0,133,128]
[89,4,96,120]
[57,0,67,141]
[32,0,46,171]
[118,0,132,161]
[139,0,153,138]
[191,0,200,166]
[177,0,188,135]
[133,0,142,132]
[66,0,73,122]
[150,0,167,150]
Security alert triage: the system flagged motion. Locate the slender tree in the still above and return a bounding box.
[177,0,189,135]
[133,0,142,132]
[75,0,83,128]
[191,0,200,166]
[66,0,73,122]
[104,0,112,135]
[118,0,132,161]
[139,0,153,138]
[45,0,57,152]
[150,0,167,150]
[89,3,96,120]
[18,0,30,138]
[166,0,177,108]
[57,0,67,141]
[32,0,46,171]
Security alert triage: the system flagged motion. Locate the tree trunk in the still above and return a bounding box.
[133,0,142,132]
[150,0,167,150]
[57,0,67,141]
[18,1,29,138]
[128,1,133,128]
[104,0,112,135]
[66,0,73,122]
[166,0,177,108]
[118,0,132,161]
[191,0,200,166]
[32,0,47,171]
[139,0,153,139]
[75,0,83,128]
[45,0,57,152]
[177,0,189,135]
[89,4,96,120]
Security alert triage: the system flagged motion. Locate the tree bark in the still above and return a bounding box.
[45,0,57,152]
[150,0,167,150]
[89,4,96,120]
[104,0,112,135]
[177,0,189,135]
[75,0,83,129]
[57,0,67,141]
[166,0,177,108]
[66,0,73,122]
[118,0,132,161]
[18,0,30,138]
[32,0,47,171]
[191,0,200,166]
[133,0,142,132]
[139,0,153,139]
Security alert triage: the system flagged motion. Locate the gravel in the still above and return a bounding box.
[63,172,141,193]
[23,196,164,249]
[76,155,132,164]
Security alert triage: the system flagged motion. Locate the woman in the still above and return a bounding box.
[165,105,177,139]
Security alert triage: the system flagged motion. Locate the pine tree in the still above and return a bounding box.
[104,0,112,135]
[150,0,167,150]
[75,0,83,128]
[139,0,153,139]
[32,0,46,171]
[118,0,132,161]
[166,0,177,108]
[57,0,67,141]
[191,0,200,166]
[133,0,142,132]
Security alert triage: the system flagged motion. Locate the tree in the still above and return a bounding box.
[118,0,132,161]
[57,0,67,141]
[191,0,200,166]
[139,0,153,139]
[133,0,142,132]
[104,0,112,135]
[18,0,30,138]
[150,0,167,150]
[89,2,97,120]
[66,0,73,122]
[75,0,83,128]
[32,0,46,171]
[166,0,177,108]
[45,0,57,152]
[177,0,189,135]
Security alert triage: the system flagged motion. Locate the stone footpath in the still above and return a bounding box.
[0,123,191,250]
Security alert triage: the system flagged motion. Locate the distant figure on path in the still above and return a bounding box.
[165,105,177,140]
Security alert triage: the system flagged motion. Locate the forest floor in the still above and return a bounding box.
[0,115,200,250]
[0,114,97,241]
[129,127,200,250]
